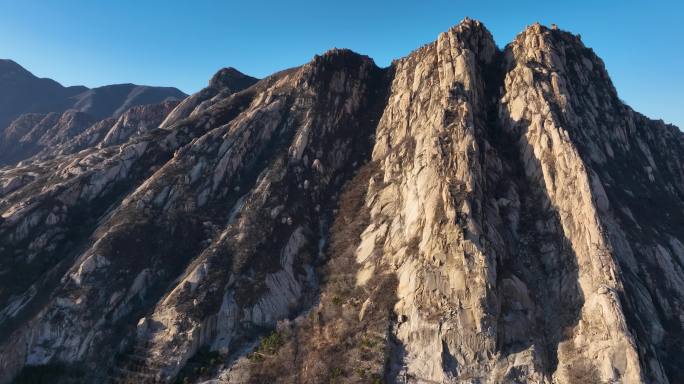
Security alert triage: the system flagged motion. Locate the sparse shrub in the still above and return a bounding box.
[360,337,377,349]
[248,353,264,362]
[559,341,602,384]
[174,347,222,383]
[330,367,343,383]
[245,163,398,383]
[567,360,601,384]
[258,330,285,354]
[12,364,82,384]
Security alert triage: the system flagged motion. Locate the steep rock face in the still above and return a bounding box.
[109,50,387,382]
[356,21,505,382]
[0,101,180,164]
[97,100,180,147]
[500,24,684,382]
[0,110,96,164]
[0,50,388,383]
[49,100,182,157]
[159,67,258,129]
[225,21,683,384]
[0,77,257,382]
[1,19,683,384]
[497,24,645,383]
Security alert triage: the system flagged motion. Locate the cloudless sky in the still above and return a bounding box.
[1,0,682,127]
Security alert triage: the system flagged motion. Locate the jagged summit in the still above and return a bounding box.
[208,67,258,91]
[446,16,490,34]
[316,47,371,59]
[308,48,379,76]
[0,19,682,384]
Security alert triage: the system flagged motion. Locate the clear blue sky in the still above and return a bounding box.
[1,0,682,127]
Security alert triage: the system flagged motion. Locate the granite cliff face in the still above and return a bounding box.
[1,19,682,384]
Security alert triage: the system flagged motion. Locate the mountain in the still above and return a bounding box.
[0,59,87,129]
[0,101,190,165]
[0,19,683,384]
[0,59,188,165]
[0,59,187,125]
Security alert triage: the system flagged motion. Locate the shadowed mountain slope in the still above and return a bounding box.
[0,20,682,384]
[0,59,189,165]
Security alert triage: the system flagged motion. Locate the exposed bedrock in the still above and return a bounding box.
[0,18,682,384]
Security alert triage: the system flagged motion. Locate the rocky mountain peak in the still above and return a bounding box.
[442,17,498,62]
[303,48,378,84]
[503,21,621,135]
[0,19,682,384]
[317,47,369,60]
[208,67,258,92]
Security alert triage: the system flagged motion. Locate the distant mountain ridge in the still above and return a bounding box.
[0,59,188,165]
[0,59,187,132]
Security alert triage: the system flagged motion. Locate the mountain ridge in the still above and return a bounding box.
[0,59,188,150]
[0,19,682,384]
[0,61,234,165]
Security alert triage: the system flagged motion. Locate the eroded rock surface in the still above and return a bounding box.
[1,19,682,384]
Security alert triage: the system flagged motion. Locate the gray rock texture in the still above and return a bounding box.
[0,19,682,384]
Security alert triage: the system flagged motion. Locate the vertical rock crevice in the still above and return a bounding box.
[1,18,682,384]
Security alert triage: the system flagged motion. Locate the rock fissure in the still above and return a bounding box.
[0,19,682,384]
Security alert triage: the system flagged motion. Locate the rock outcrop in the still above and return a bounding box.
[1,19,682,384]
[158,67,258,129]
[0,101,184,165]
